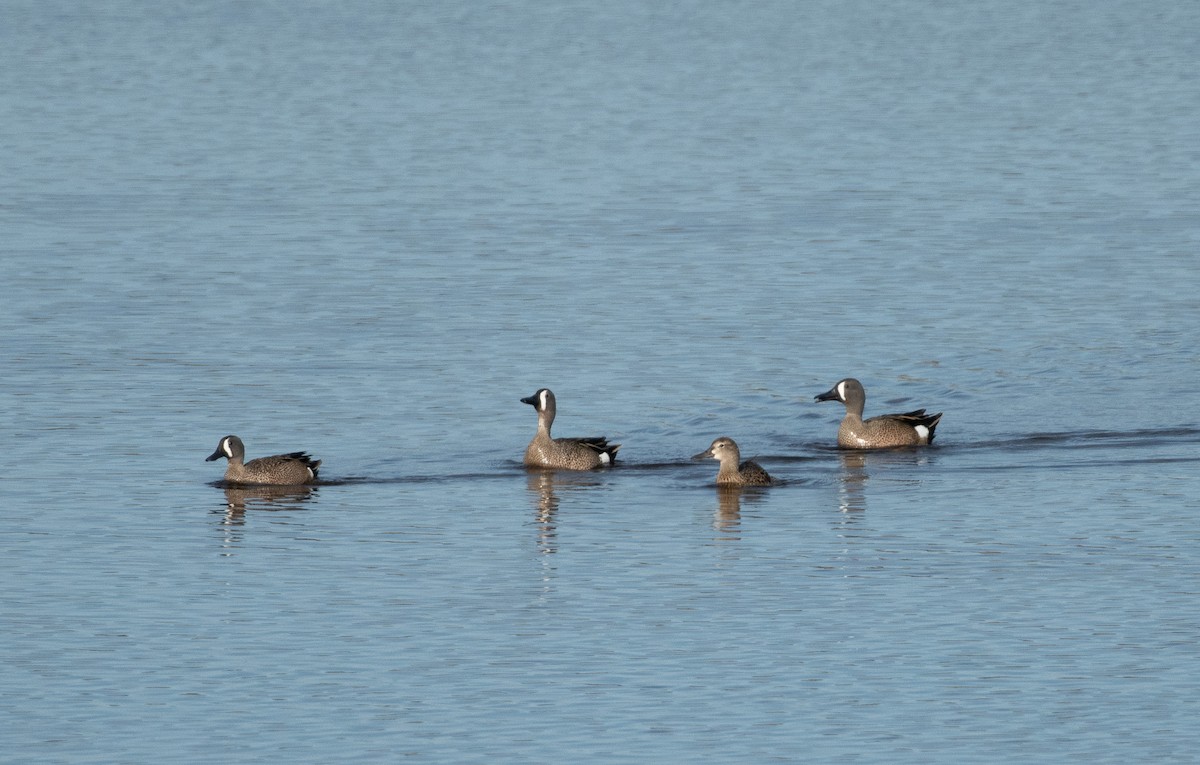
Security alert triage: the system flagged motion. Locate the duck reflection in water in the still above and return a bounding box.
[707,485,772,536]
[830,449,935,514]
[835,451,868,514]
[526,470,560,555]
[714,486,743,534]
[213,484,316,554]
[524,470,604,556]
[218,484,317,525]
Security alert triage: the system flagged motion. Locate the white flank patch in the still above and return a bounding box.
[306,466,315,480]
[915,425,930,442]
[599,452,611,465]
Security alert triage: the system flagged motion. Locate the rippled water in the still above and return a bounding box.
[4,1,1199,762]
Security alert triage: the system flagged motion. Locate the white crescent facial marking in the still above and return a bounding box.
[540,389,550,409]
[837,380,847,401]
[222,437,234,458]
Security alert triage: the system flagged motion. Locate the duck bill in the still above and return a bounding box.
[519,395,537,407]
[815,386,841,403]
[205,448,224,462]
[691,449,714,461]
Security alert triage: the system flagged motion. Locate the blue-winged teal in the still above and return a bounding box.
[520,388,620,470]
[206,435,321,485]
[692,436,773,486]
[815,378,942,449]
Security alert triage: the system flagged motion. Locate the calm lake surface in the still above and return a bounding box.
[3,1,1199,762]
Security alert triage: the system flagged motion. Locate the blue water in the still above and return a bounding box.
[4,1,1199,762]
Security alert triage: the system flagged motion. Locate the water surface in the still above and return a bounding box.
[3,1,1199,762]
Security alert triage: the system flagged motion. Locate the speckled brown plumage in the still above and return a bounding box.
[816,378,942,449]
[693,436,772,486]
[520,388,620,470]
[206,435,321,485]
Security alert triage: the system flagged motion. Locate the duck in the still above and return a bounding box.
[520,388,620,470]
[815,378,942,449]
[692,436,772,486]
[206,434,321,485]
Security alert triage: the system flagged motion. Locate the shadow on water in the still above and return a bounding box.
[204,426,1198,516]
[943,426,1200,469]
[792,426,1200,516]
[318,472,518,485]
